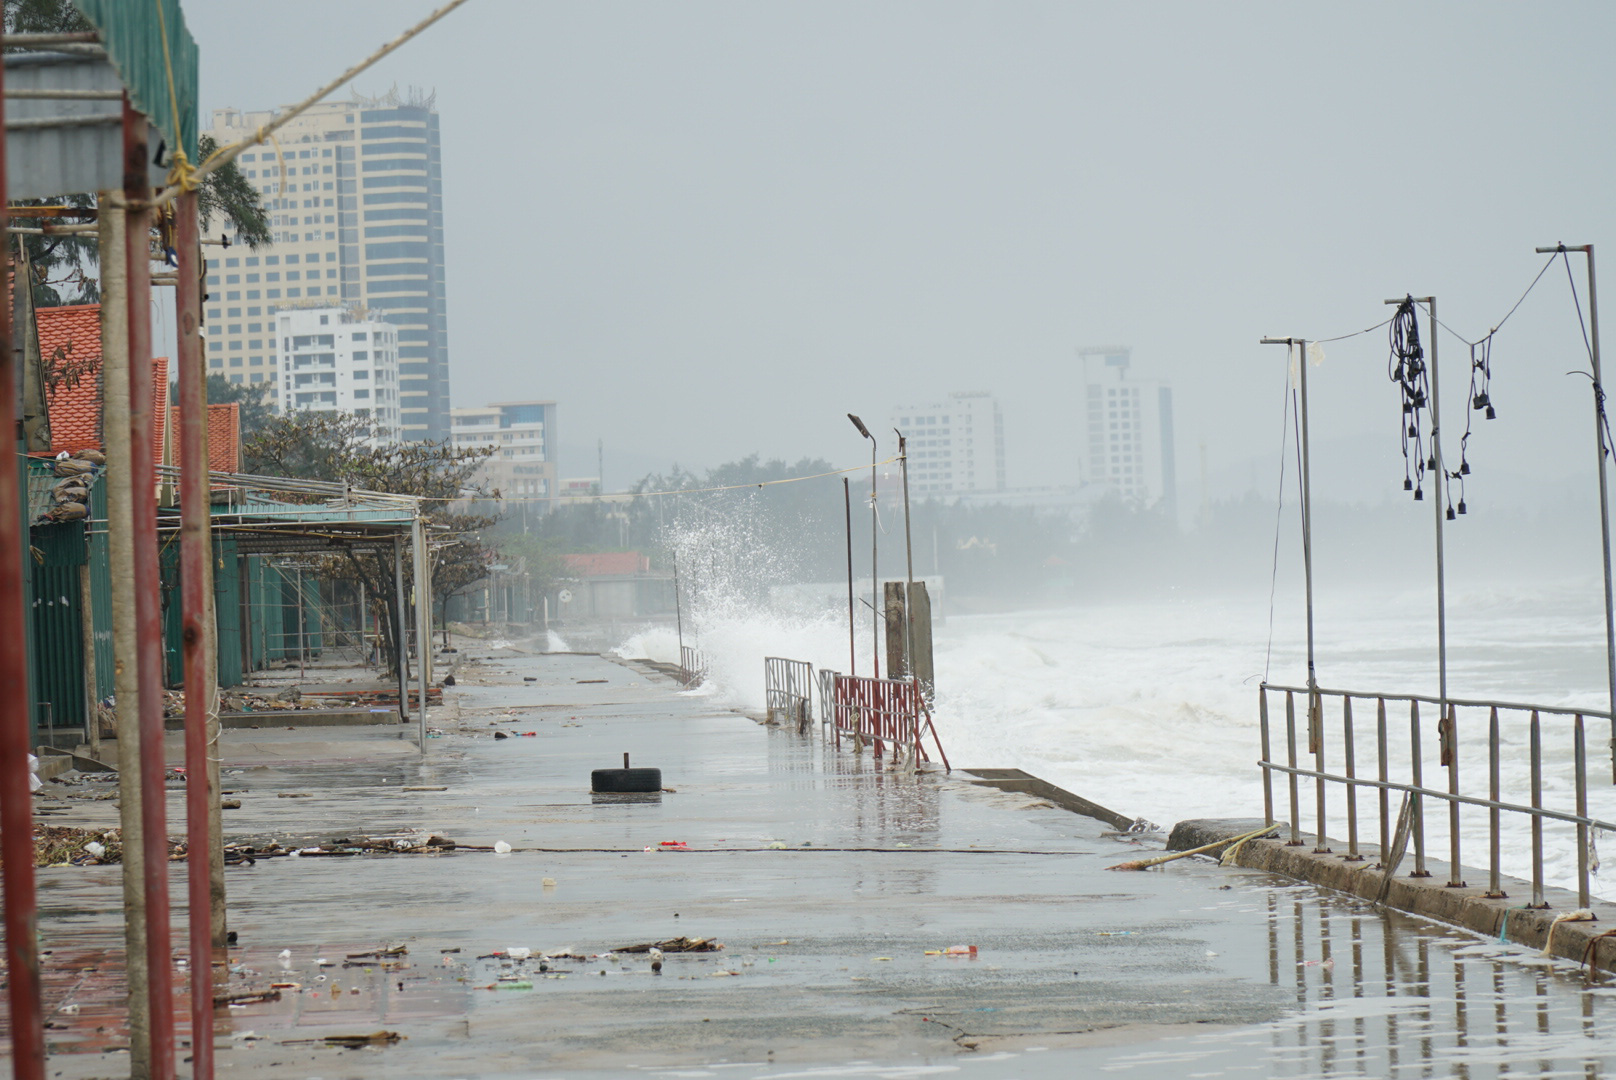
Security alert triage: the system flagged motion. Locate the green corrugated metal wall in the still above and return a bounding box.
[214,539,242,689]
[29,522,87,738]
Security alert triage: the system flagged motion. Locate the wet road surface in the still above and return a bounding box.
[9,647,1616,1077]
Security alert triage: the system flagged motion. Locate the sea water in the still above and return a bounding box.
[615,576,1616,901]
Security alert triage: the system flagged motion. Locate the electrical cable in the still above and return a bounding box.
[1263,361,1294,684]
[1558,250,1616,461]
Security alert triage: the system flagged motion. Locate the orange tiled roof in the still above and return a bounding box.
[37,303,170,465]
[168,402,242,474]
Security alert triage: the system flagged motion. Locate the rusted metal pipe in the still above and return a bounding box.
[175,188,215,1080]
[0,27,48,1074]
[125,96,175,1080]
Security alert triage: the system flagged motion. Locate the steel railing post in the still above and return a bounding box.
[1410,699,1428,877]
[1576,713,1591,909]
[1446,704,1464,887]
[1377,698,1390,866]
[1312,689,1330,852]
[1530,711,1546,908]
[1260,687,1274,826]
[1286,691,1301,844]
[1487,706,1504,898]
[1344,696,1361,860]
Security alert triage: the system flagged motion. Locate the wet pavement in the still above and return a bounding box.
[10,646,1616,1077]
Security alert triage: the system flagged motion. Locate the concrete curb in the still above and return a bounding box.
[1169,818,1616,974]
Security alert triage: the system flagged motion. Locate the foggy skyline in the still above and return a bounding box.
[187,1,1616,506]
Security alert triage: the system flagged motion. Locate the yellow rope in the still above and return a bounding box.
[420,456,902,504]
[152,0,200,193]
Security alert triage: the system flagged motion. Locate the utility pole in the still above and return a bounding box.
[1537,244,1616,782]
[844,478,855,678]
[848,415,878,678]
[1260,337,1321,852]
[1386,295,1447,883]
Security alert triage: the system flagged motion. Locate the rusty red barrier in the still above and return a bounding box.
[829,674,948,769]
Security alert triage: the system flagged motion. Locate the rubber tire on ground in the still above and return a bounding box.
[591,767,662,793]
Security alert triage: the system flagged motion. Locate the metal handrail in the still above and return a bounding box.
[1260,681,1612,722]
[1258,683,1599,909]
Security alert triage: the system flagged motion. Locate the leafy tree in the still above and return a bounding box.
[243,411,497,668]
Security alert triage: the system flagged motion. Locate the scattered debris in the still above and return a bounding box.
[280,1031,403,1049]
[613,936,722,954]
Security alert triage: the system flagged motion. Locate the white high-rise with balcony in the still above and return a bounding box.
[1079,346,1176,511]
[449,401,558,501]
[275,308,402,442]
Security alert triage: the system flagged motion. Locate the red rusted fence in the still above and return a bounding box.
[828,674,949,769]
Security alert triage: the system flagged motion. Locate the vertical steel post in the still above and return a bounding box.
[101,195,151,1079]
[1486,707,1503,898]
[1409,699,1428,877]
[672,551,683,657]
[394,534,408,723]
[1530,711,1546,908]
[1576,713,1590,909]
[1424,299,1461,887]
[1344,696,1361,860]
[80,562,100,759]
[1377,698,1390,866]
[844,477,855,679]
[1535,245,1615,781]
[1294,338,1319,693]
[413,516,429,745]
[1259,688,1274,826]
[125,96,175,1080]
[897,431,916,685]
[1285,691,1301,844]
[174,189,215,1080]
[0,28,48,1074]
[869,438,878,679]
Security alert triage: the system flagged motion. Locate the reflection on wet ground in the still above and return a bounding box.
[10,650,1616,1077]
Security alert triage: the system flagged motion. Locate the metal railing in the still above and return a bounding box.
[827,673,950,769]
[764,656,814,732]
[817,668,838,727]
[1259,682,1615,908]
[678,645,707,687]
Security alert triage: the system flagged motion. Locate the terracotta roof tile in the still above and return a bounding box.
[37,304,171,465]
[168,402,242,474]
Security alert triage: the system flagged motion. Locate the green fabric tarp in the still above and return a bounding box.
[72,0,198,162]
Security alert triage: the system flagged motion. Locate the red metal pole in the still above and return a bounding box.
[174,189,213,1080]
[0,25,49,1080]
[124,97,175,1080]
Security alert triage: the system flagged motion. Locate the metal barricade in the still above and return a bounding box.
[817,668,838,728]
[764,656,814,732]
[678,645,707,687]
[829,673,949,768]
[1258,682,1614,908]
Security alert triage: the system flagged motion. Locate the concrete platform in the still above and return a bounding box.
[15,650,1616,1077]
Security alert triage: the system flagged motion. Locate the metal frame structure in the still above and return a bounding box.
[763,656,814,731]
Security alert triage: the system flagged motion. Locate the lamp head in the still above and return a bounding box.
[847,414,873,440]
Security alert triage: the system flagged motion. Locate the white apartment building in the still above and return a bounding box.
[275,308,402,442]
[1079,346,1177,510]
[206,88,450,441]
[449,401,557,501]
[889,391,1007,496]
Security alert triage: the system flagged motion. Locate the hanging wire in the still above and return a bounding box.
[1263,362,1295,684]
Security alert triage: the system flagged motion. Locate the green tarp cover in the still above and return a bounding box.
[72,0,197,162]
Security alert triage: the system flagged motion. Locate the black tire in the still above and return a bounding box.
[592,767,662,793]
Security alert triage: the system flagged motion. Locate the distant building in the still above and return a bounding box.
[206,88,451,441]
[888,391,1006,496]
[449,401,557,501]
[1079,346,1176,511]
[274,307,402,442]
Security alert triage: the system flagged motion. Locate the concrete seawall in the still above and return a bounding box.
[1169,818,1616,974]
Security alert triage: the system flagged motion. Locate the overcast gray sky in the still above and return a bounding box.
[187,1,1616,502]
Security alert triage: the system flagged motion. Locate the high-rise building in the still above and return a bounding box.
[1079,346,1176,510]
[888,391,1006,496]
[206,88,450,441]
[274,307,402,442]
[449,401,558,502]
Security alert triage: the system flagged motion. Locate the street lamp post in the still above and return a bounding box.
[848,414,879,678]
